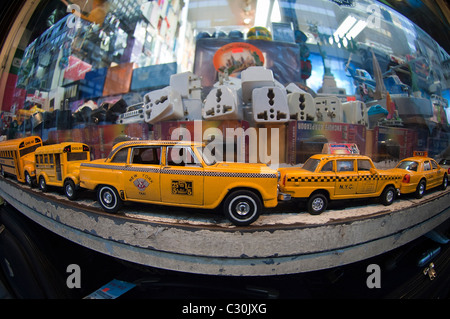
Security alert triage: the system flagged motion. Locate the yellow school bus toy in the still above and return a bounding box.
[78,140,279,226]
[278,154,404,215]
[35,142,91,200]
[0,136,42,186]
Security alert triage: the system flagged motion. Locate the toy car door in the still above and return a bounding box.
[335,159,358,196]
[356,159,377,194]
[423,160,435,188]
[429,159,440,187]
[125,146,162,202]
[160,145,204,205]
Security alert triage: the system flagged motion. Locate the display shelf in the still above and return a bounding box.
[0,177,449,276]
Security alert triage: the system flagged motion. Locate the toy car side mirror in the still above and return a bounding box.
[370,168,378,175]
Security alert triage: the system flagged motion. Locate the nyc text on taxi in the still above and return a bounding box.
[78,140,279,225]
[278,154,403,214]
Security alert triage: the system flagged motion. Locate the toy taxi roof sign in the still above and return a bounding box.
[322,143,360,155]
[413,151,428,157]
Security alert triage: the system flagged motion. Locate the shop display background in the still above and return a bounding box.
[0,0,449,298]
[0,0,449,163]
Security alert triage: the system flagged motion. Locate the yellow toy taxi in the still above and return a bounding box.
[390,152,448,198]
[278,154,404,215]
[78,140,279,226]
[35,142,91,200]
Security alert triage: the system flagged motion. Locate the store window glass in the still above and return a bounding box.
[0,0,448,165]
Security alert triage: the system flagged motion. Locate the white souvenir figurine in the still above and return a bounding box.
[341,100,369,126]
[252,86,289,123]
[143,87,184,124]
[241,66,275,104]
[170,71,202,100]
[314,96,342,122]
[286,88,316,121]
[203,85,243,120]
[170,72,202,120]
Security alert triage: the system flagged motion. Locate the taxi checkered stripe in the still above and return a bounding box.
[287,175,402,183]
[80,163,277,178]
[163,169,277,178]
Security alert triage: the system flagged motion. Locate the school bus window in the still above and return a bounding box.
[44,154,48,164]
[67,152,88,162]
[49,154,54,164]
[110,148,129,163]
[19,144,40,157]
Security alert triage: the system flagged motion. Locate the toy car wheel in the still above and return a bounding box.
[441,174,448,190]
[39,176,47,192]
[25,172,34,188]
[64,179,78,200]
[415,179,426,199]
[381,186,395,206]
[97,185,122,213]
[223,190,261,226]
[307,193,327,215]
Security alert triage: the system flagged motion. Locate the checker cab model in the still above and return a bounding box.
[78,140,279,226]
[390,153,448,198]
[278,154,403,215]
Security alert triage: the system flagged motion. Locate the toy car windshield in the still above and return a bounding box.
[302,158,320,172]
